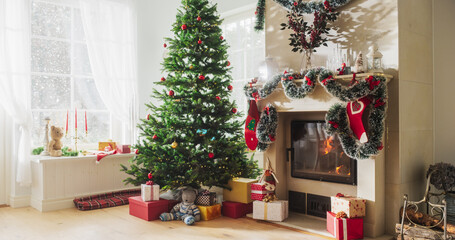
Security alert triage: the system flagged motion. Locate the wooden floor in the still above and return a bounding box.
[0,205,331,240]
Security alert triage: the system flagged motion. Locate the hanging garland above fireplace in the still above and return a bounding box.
[243,68,389,160]
[321,75,387,160]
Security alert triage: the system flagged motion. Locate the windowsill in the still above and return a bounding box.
[30,153,135,163]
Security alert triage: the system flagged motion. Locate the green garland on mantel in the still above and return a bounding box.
[321,74,387,160]
[254,0,352,31]
[243,67,388,160]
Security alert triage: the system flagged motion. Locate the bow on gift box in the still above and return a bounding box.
[264,182,275,192]
[336,211,347,219]
[146,181,154,185]
[259,157,279,184]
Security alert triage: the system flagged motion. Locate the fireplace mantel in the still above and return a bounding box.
[251,72,393,112]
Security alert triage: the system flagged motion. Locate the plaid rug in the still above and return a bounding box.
[74,189,141,211]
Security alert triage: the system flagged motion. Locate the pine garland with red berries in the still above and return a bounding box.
[256,104,278,151]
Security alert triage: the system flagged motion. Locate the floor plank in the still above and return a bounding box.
[0,205,329,240]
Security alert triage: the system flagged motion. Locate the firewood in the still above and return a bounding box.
[400,207,455,234]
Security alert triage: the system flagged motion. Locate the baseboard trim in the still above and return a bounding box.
[31,187,141,212]
[9,195,30,208]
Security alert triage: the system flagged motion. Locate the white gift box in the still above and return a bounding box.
[253,200,289,222]
[141,184,160,202]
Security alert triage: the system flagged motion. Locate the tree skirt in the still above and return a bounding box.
[73,189,141,211]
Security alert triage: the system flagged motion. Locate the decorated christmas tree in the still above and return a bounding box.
[122,0,259,190]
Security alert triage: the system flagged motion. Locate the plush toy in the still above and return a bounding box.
[159,187,201,225]
[48,126,64,157]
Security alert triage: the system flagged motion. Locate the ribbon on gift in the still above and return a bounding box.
[264,202,268,220]
[146,181,154,185]
[334,217,348,240]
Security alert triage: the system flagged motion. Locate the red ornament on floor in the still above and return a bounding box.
[169,90,174,96]
[152,135,158,140]
[228,85,233,91]
[198,75,205,80]
[181,24,187,30]
[208,152,214,158]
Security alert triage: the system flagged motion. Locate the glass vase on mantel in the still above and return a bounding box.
[301,49,313,71]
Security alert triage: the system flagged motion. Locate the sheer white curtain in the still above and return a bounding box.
[79,0,138,144]
[0,0,32,186]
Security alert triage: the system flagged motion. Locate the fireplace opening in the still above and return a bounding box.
[290,120,357,185]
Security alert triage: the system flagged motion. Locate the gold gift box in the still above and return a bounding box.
[223,178,258,204]
[198,204,221,221]
[98,141,117,151]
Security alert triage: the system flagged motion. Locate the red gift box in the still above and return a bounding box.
[327,211,363,240]
[222,201,253,219]
[116,144,131,154]
[251,183,274,201]
[129,196,168,221]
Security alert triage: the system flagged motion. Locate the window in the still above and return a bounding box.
[30,0,109,149]
[221,7,265,114]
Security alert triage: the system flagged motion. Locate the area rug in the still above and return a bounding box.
[73,189,141,211]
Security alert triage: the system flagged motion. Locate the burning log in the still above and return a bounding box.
[400,207,455,234]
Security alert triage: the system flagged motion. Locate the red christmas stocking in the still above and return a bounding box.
[347,97,371,143]
[245,100,260,150]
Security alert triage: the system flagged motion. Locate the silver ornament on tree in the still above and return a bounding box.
[352,51,365,73]
[40,116,51,156]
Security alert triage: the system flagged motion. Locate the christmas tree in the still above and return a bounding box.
[122,0,259,190]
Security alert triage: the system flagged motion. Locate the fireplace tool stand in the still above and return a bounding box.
[400,170,450,239]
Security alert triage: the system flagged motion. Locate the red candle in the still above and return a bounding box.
[66,110,68,134]
[75,108,77,129]
[85,111,87,134]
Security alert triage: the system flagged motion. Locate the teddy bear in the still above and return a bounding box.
[48,126,64,157]
[159,187,201,225]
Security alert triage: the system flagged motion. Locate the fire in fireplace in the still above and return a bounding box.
[289,120,357,185]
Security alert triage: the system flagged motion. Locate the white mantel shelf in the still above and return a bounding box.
[31,153,137,212]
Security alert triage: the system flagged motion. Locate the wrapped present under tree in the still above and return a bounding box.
[327,211,364,240]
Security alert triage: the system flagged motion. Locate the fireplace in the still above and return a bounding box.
[289,120,357,185]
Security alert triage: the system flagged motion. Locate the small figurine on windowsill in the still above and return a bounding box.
[48,126,64,157]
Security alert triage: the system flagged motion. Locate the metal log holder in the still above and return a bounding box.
[400,170,450,239]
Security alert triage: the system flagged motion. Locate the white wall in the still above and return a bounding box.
[135,0,256,118]
[434,0,455,164]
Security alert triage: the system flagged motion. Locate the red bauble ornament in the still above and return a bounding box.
[227,61,231,66]
[161,77,166,82]
[147,114,151,120]
[198,75,205,80]
[197,16,202,21]
[181,24,187,30]
[255,11,258,15]
[148,173,153,179]
[198,39,202,45]
[169,90,174,96]
[228,85,233,91]
[294,1,298,6]
[216,96,221,101]
[152,134,158,140]
[220,36,224,40]
[163,43,167,48]
[232,108,237,113]
[135,149,139,154]
[289,76,294,80]
[208,152,214,159]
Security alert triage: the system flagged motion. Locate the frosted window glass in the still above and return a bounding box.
[31,75,71,109]
[32,38,70,74]
[31,1,71,38]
